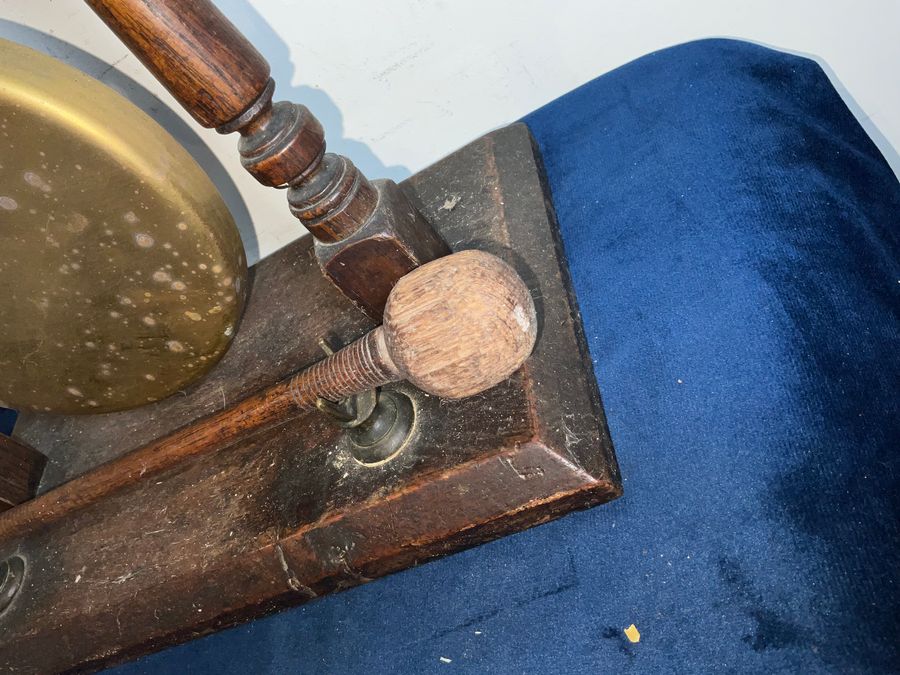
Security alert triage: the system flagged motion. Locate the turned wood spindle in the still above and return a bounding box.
[85,0,449,317]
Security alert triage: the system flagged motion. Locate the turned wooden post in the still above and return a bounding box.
[85,0,449,317]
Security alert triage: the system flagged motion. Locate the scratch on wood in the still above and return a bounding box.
[329,542,372,588]
[499,456,545,480]
[111,571,138,585]
[561,415,581,447]
[559,414,587,472]
[273,542,316,598]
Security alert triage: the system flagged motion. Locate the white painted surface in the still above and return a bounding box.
[2,1,898,262]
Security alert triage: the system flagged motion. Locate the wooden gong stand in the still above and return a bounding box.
[0,1,621,671]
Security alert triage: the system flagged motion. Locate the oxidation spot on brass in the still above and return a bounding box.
[0,555,26,618]
[0,39,248,414]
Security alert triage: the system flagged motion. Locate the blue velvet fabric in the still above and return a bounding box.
[0,409,14,437]
[115,39,899,673]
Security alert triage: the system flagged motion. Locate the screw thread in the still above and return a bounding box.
[289,328,399,409]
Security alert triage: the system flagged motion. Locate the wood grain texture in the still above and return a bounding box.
[236,93,327,189]
[0,124,619,673]
[290,249,537,405]
[85,0,270,128]
[288,154,378,241]
[315,179,451,317]
[0,381,298,542]
[384,249,537,398]
[288,329,398,409]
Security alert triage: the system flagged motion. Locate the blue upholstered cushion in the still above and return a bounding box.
[116,39,899,673]
[0,409,14,437]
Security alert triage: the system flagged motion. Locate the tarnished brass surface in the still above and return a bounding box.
[0,39,248,414]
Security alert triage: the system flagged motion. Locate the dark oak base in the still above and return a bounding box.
[0,124,620,673]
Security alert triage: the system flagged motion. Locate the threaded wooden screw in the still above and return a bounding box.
[288,249,537,408]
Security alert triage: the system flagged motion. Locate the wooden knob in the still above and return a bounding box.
[289,250,537,406]
[383,249,537,398]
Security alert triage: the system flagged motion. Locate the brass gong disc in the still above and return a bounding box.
[0,39,248,414]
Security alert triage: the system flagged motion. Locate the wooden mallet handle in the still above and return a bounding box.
[289,249,537,407]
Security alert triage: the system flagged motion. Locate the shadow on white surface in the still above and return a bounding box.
[217,0,412,182]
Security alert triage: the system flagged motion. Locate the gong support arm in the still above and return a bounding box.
[84,0,449,317]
